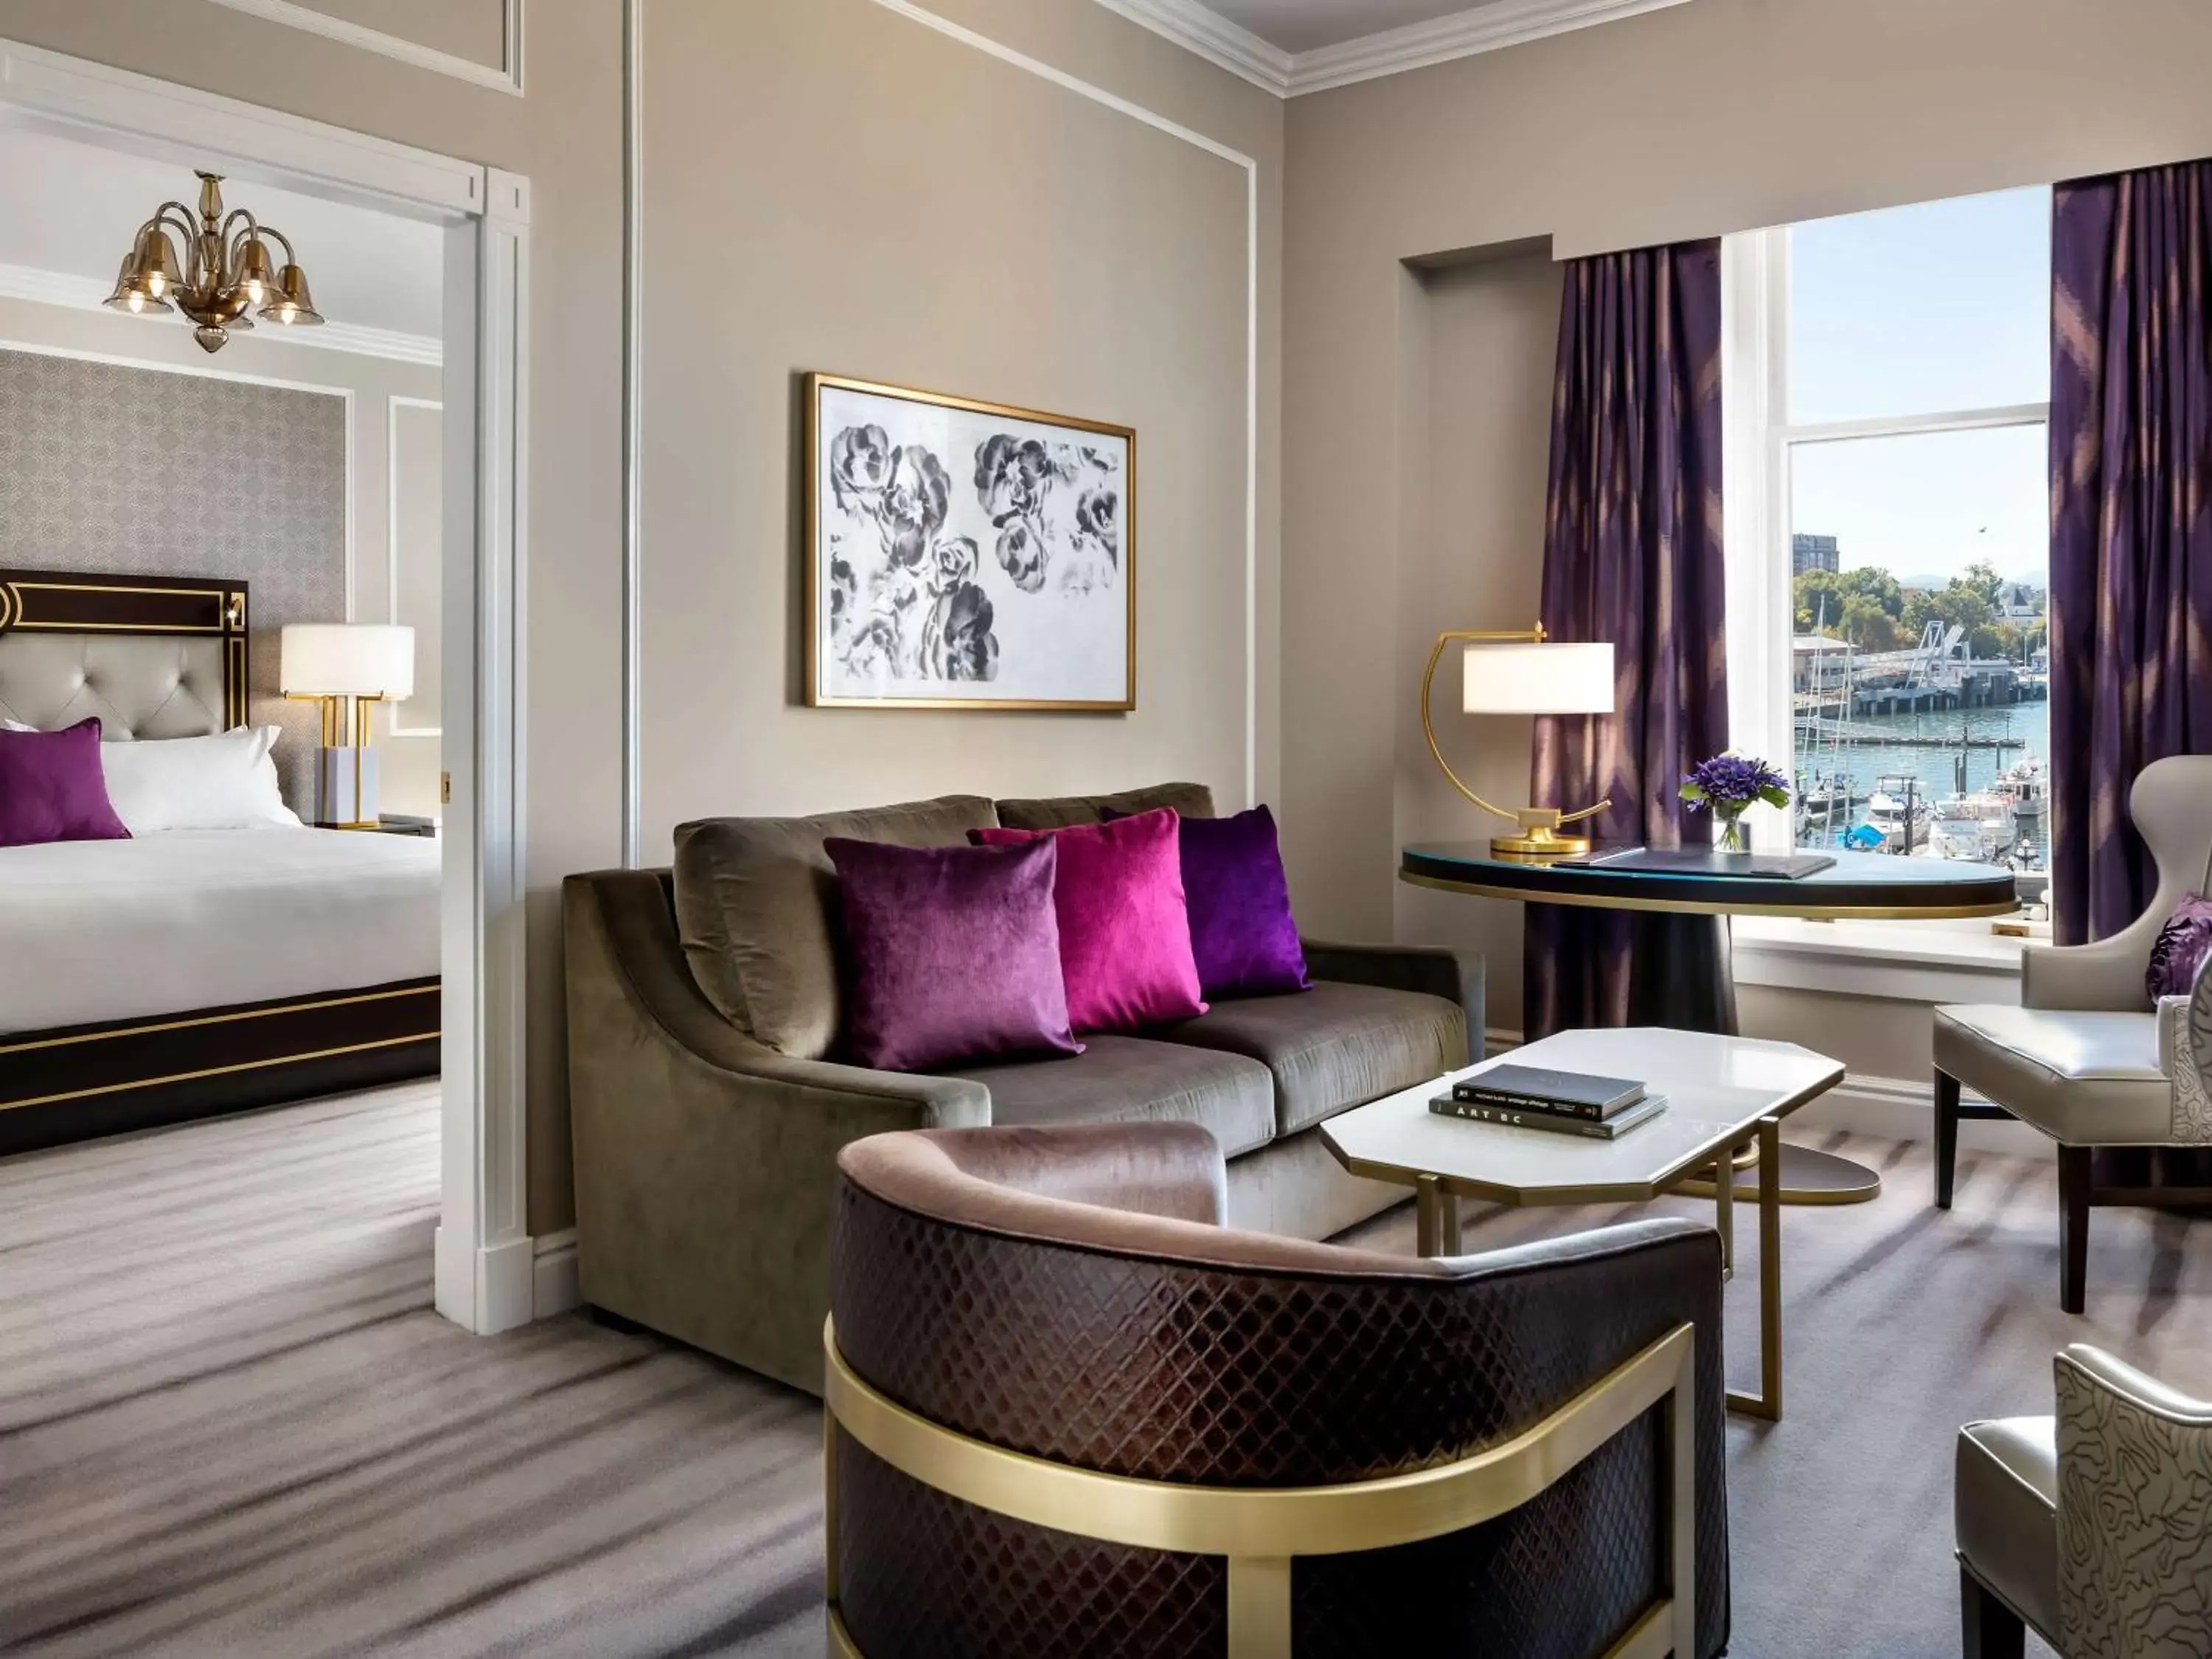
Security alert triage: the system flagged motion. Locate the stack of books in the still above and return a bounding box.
[1430,1063,1666,1141]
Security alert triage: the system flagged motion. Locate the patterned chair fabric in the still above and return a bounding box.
[2056,1345,2212,1658]
[829,1121,1731,1659]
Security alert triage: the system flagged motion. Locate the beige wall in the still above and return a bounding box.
[1280,0,2212,1071]
[636,0,1281,852]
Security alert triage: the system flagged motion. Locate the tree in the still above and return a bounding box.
[1905,578,2003,659]
[1794,566,1904,645]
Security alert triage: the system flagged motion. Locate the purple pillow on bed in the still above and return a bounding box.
[825,834,1082,1073]
[1105,803,1310,1001]
[2149,894,2212,1001]
[0,718,131,849]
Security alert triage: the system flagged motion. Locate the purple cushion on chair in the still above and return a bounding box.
[2148,894,2212,1001]
[1107,803,1309,1001]
[826,835,1081,1073]
[0,719,131,849]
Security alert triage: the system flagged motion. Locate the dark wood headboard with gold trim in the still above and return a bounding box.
[0,568,251,731]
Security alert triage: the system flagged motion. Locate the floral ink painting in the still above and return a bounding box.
[806,374,1134,709]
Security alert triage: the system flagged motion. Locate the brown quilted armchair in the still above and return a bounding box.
[826,1121,1729,1659]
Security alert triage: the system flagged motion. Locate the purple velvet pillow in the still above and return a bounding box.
[1105,803,1309,1001]
[2148,894,2212,1001]
[0,718,131,849]
[826,835,1081,1073]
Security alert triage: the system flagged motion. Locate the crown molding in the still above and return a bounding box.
[1089,0,1292,93]
[0,260,443,365]
[1092,0,1691,97]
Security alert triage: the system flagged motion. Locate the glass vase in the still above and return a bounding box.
[1717,813,1750,854]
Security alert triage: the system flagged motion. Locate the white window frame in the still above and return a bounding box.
[1720,226,2051,992]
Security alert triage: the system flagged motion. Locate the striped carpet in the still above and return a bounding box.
[5,1090,2211,1656]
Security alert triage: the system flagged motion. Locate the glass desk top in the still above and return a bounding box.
[1400,842,2018,919]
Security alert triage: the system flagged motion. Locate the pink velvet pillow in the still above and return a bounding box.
[972,807,1207,1033]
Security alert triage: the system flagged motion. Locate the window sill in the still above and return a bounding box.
[1730,914,2025,1006]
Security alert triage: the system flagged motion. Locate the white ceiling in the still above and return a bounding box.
[1200,0,1508,54]
[0,127,443,339]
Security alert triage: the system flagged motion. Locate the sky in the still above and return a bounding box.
[1786,184,2051,588]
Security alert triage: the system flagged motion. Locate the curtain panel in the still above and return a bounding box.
[1526,240,1728,1037]
[2051,164,2212,945]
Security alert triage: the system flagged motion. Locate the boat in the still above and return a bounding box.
[1793,770,1855,845]
[1863,774,1933,854]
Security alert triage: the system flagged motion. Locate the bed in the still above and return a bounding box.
[0,568,439,1154]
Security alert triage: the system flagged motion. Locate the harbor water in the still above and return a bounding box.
[1795,697,2051,863]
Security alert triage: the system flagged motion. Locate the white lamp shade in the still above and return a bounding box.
[281,624,416,699]
[1461,641,1615,716]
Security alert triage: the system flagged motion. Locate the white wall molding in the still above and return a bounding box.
[869,0,1262,806]
[386,394,445,736]
[0,260,442,366]
[533,1227,580,1317]
[201,0,524,97]
[1090,0,1290,94]
[0,36,484,217]
[1091,0,1692,98]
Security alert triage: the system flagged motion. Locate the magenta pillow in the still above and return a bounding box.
[0,718,130,849]
[2149,894,2212,1001]
[972,807,1207,1033]
[826,835,1080,1072]
[1107,803,1309,1000]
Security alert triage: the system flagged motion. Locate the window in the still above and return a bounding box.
[1723,187,2052,917]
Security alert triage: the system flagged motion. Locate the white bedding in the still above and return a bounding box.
[0,828,440,1035]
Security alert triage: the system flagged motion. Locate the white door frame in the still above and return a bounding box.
[0,38,533,1335]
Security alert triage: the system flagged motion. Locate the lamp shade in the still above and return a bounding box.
[282,624,415,699]
[1462,641,1614,716]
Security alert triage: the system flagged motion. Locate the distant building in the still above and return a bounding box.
[1998,581,2043,620]
[1792,533,1840,576]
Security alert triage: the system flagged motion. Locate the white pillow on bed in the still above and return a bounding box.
[98,726,303,834]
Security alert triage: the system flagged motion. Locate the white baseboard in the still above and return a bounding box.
[434,1226,538,1334]
[1792,1072,2052,1160]
[533,1227,580,1318]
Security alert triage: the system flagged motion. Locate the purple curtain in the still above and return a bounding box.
[2051,164,2212,945]
[1524,240,1728,1037]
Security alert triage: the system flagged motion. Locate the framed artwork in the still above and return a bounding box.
[804,372,1135,711]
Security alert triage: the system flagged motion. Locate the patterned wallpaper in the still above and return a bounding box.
[0,347,347,808]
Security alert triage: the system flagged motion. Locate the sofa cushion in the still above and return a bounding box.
[1955,1416,2059,1642]
[994,781,1214,831]
[1160,980,1468,1137]
[947,1034,1276,1158]
[672,794,998,1060]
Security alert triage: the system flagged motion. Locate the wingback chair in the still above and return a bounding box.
[825,1121,1730,1659]
[1934,754,2212,1312]
[1956,1343,2212,1658]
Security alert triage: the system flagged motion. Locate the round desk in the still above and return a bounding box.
[1399,844,2020,1203]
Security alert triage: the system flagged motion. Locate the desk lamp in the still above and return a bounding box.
[1419,622,1615,857]
[281,624,414,829]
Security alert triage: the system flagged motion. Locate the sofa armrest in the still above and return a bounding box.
[563,871,990,1392]
[2160,958,2212,1141]
[1301,937,1486,1051]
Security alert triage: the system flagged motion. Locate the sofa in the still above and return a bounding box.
[563,782,1482,1393]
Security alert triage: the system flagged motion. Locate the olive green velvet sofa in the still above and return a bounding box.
[563,782,1482,1394]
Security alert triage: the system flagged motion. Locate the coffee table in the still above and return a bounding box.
[1320,1026,1844,1422]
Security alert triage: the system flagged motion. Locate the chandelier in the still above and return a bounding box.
[105,171,324,353]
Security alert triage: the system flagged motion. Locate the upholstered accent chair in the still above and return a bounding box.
[1934,754,2212,1312]
[1957,1343,2212,1658]
[826,1121,1729,1659]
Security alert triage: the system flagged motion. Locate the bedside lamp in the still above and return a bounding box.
[281,623,414,830]
[1419,622,1615,858]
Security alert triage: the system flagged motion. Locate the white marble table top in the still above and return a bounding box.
[1321,1026,1846,1206]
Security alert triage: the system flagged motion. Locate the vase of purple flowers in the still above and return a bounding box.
[1681,753,1791,853]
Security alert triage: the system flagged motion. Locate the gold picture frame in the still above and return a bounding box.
[804,372,1135,712]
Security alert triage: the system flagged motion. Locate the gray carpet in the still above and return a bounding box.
[5,1090,2208,1656]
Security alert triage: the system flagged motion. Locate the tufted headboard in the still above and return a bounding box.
[0,568,248,740]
